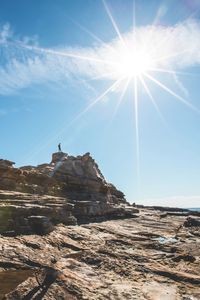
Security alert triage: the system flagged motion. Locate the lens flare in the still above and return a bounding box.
[114,49,153,77]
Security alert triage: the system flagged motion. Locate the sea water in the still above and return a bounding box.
[188,208,200,212]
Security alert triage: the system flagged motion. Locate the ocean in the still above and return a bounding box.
[188,208,200,212]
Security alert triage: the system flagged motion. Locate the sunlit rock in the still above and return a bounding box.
[0,152,136,235]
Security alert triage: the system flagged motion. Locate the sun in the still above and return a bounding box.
[114,48,153,78]
[20,0,199,190]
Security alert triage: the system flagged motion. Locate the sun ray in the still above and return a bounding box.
[152,49,189,65]
[112,76,131,119]
[132,0,136,33]
[150,67,196,77]
[133,76,140,191]
[13,40,117,67]
[144,73,200,113]
[11,2,200,189]
[139,75,167,126]
[102,0,127,49]
[22,77,125,163]
[71,74,97,95]
[69,17,118,55]
[71,77,125,123]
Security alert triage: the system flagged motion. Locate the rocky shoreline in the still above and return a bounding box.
[0,207,199,299]
[0,153,199,299]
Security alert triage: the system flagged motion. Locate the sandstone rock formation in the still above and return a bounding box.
[0,208,199,299]
[0,153,200,299]
[0,152,138,235]
[0,152,125,203]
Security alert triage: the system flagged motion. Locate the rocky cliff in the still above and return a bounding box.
[0,152,125,203]
[0,152,137,235]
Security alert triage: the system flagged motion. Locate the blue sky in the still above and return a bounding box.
[1,0,200,207]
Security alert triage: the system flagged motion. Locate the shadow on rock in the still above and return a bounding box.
[22,268,59,300]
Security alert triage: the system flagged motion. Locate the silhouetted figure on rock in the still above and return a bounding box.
[58,143,62,152]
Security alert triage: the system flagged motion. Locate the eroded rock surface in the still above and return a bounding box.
[0,152,137,235]
[0,153,199,299]
[0,191,76,235]
[0,209,199,299]
[0,152,125,205]
[0,189,137,235]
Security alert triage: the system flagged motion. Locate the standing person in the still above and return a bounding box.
[58,143,62,152]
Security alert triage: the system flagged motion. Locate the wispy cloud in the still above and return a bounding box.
[0,23,12,43]
[154,4,168,23]
[0,19,200,95]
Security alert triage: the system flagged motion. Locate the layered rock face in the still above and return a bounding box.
[0,152,137,235]
[1,155,200,299]
[0,152,125,204]
[1,209,200,299]
[0,191,76,235]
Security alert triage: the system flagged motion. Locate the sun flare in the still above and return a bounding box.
[17,0,199,189]
[114,49,153,78]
